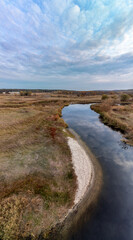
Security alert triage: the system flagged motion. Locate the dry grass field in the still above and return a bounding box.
[91,94,133,146]
[0,92,101,240]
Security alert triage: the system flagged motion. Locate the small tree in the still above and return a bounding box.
[120,94,130,102]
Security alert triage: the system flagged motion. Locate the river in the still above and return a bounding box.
[62,104,133,240]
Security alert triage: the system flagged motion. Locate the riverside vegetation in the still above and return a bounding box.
[0,90,132,240]
[91,93,133,146]
[0,92,101,240]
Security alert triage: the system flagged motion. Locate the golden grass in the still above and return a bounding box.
[0,94,76,239]
[91,98,133,145]
[0,93,101,239]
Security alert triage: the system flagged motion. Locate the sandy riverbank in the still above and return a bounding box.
[49,130,103,240]
[67,136,93,205]
[46,129,102,240]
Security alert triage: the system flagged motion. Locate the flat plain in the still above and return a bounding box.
[0,92,101,240]
[0,90,132,240]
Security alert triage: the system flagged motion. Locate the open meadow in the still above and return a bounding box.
[0,92,101,240]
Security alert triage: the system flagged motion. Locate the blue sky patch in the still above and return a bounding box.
[0,0,133,89]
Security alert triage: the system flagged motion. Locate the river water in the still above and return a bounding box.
[62,104,133,240]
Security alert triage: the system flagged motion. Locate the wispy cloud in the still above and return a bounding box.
[0,0,133,89]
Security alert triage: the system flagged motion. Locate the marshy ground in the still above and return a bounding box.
[0,92,101,240]
[91,93,133,146]
[0,90,132,240]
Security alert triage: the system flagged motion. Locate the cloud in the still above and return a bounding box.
[0,0,133,89]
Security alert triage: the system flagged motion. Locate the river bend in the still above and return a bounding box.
[62,104,133,240]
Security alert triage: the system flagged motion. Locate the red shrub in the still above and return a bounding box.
[49,127,57,139]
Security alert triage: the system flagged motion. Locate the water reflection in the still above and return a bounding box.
[62,104,133,240]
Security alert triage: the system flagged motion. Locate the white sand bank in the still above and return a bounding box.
[67,137,93,205]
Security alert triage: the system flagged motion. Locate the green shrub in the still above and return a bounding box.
[102,94,109,100]
[120,94,130,102]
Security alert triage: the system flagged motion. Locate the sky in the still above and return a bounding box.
[0,0,133,90]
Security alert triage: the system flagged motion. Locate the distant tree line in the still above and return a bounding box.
[0,89,133,96]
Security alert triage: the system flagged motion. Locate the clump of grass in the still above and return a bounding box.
[0,194,46,240]
[0,195,26,240]
[65,170,75,180]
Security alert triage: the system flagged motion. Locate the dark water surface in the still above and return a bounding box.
[62,104,133,240]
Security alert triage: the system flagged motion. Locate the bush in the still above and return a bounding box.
[102,94,109,100]
[120,94,130,102]
[20,91,32,96]
[48,127,56,139]
[91,99,114,113]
